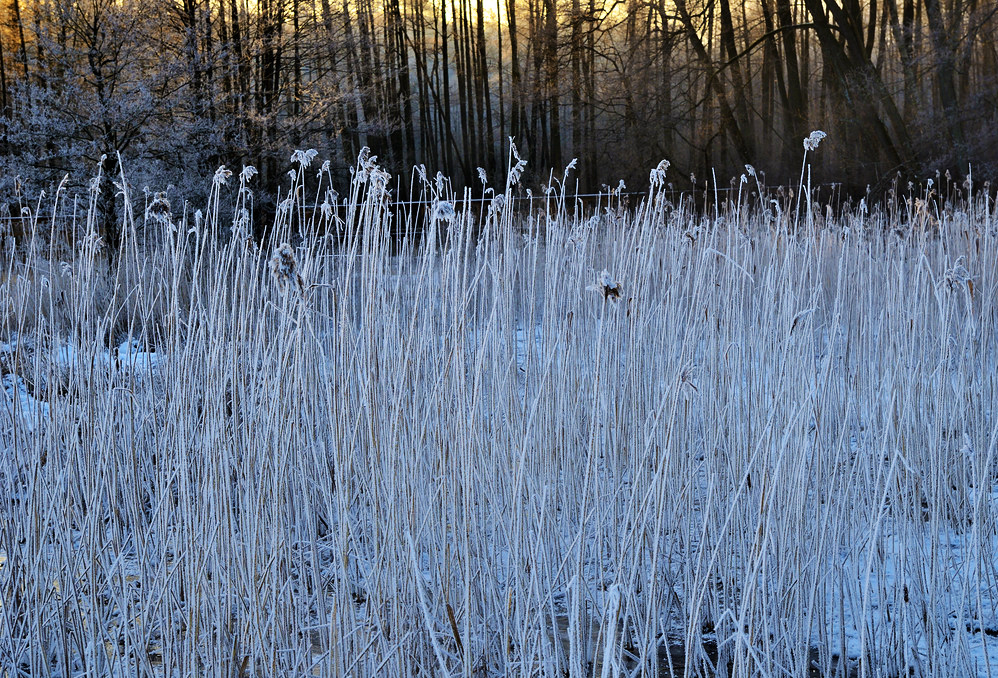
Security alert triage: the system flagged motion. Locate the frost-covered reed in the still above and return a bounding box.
[1,150,997,677]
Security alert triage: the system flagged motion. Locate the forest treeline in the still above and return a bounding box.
[1,0,996,225]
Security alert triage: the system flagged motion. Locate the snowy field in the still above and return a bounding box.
[1,156,997,677]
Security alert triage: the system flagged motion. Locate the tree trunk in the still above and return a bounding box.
[441,0,454,174]
[231,0,250,120]
[803,0,919,178]
[674,0,752,164]
[340,0,367,156]
[11,0,30,95]
[775,0,807,156]
[570,0,582,169]
[218,0,232,106]
[0,25,8,121]
[475,0,495,173]
[389,0,416,167]
[205,0,216,123]
[924,0,966,162]
[293,0,302,119]
[719,0,753,159]
[454,0,472,168]
[507,0,523,144]
[544,0,561,169]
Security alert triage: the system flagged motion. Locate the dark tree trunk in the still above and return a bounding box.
[231,0,250,119]
[570,0,582,170]
[441,0,454,174]
[218,0,232,105]
[674,0,752,164]
[506,0,523,145]
[0,25,8,121]
[205,0,216,123]
[11,0,30,93]
[293,0,302,119]
[924,0,966,162]
[803,0,919,179]
[475,0,495,173]
[719,0,753,159]
[775,0,807,157]
[544,0,561,169]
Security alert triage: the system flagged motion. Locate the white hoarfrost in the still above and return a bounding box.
[1,159,996,678]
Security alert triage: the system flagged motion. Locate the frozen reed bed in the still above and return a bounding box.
[1,153,997,677]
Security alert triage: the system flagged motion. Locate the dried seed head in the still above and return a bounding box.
[587,269,622,302]
[291,148,319,168]
[213,165,233,186]
[649,159,670,188]
[240,165,258,183]
[942,257,972,294]
[146,192,172,225]
[432,200,457,224]
[270,243,304,292]
[508,141,527,186]
[803,130,827,152]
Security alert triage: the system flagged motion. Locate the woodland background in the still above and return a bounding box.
[0,0,996,224]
